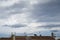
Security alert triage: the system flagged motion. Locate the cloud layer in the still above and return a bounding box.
[0,0,60,37]
[3,24,26,28]
[38,24,60,29]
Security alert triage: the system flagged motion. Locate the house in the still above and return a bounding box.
[0,32,55,40]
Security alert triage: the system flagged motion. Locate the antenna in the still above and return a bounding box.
[39,32,42,36]
[24,32,27,36]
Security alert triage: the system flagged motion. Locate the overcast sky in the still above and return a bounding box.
[0,0,60,37]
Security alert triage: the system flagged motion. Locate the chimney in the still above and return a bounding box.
[11,32,15,40]
[24,32,27,36]
[51,32,54,37]
[40,34,42,36]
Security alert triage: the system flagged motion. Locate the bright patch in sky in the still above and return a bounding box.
[0,0,19,7]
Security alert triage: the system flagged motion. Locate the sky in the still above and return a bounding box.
[0,0,60,37]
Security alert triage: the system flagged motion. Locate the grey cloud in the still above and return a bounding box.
[38,24,60,29]
[0,0,8,1]
[30,0,60,22]
[3,24,26,28]
[50,30,59,32]
[0,0,28,19]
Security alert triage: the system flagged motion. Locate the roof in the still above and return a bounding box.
[0,36,55,40]
[15,36,55,40]
[0,38,11,40]
[15,36,26,40]
[30,36,54,39]
[15,36,26,38]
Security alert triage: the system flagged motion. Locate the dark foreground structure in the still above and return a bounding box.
[0,33,55,40]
